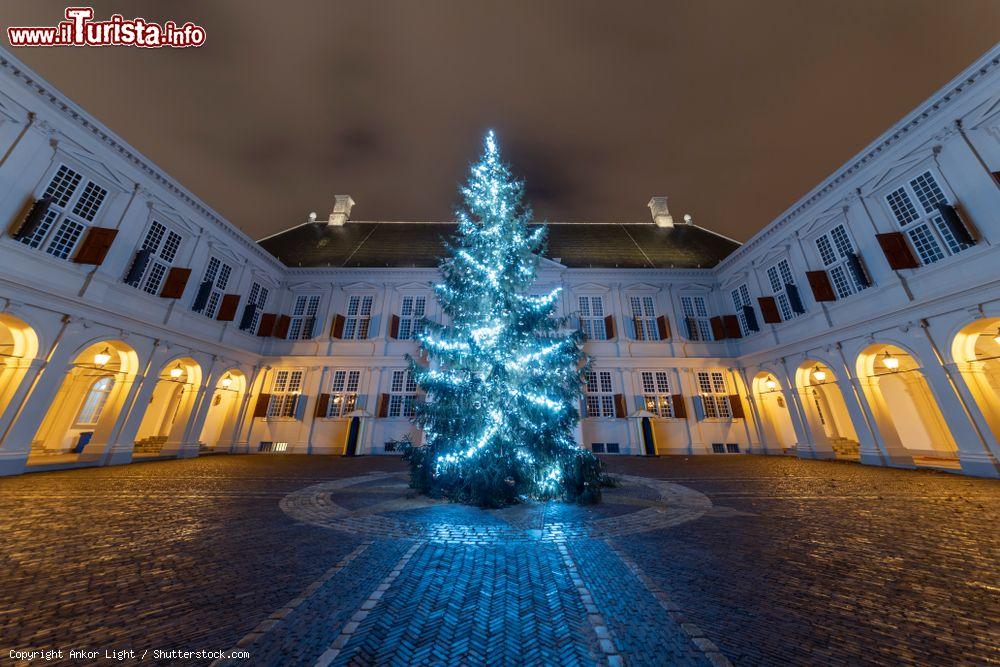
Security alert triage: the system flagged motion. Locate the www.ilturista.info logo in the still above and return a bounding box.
[7,7,206,48]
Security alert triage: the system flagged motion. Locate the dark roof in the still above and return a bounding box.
[258,221,739,269]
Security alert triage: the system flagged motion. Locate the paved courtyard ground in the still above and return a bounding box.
[0,454,997,666]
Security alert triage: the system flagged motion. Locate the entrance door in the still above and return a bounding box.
[641,417,656,456]
[344,416,360,456]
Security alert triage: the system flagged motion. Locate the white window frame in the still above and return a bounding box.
[130,218,185,296]
[882,169,971,266]
[246,281,269,334]
[19,163,111,261]
[639,371,674,418]
[387,369,417,418]
[765,259,799,321]
[814,223,869,298]
[628,295,658,341]
[344,294,374,340]
[196,256,233,319]
[267,369,304,419]
[590,442,620,454]
[326,369,361,417]
[288,294,322,340]
[75,376,114,426]
[584,369,615,418]
[680,295,713,341]
[730,284,754,335]
[697,370,732,420]
[397,295,427,340]
[578,295,607,341]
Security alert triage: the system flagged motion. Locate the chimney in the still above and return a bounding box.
[647,196,674,228]
[328,195,355,226]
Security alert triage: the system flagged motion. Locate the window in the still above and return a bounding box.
[267,370,303,418]
[288,295,321,340]
[815,224,869,298]
[711,443,725,454]
[884,170,971,265]
[629,296,658,341]
[578,296,606,340]
[130,220,184,295]
[388,369,417,418]
[731,284,754,335]
[344,295,374,340]
[697,371,732,419]
[765,259,801,321]
[727,443,740,453]
[584,370,615,417]
[397,295,426,340]
[640,371,674,418]
[76,376,114,425]
[327,370,361,417]
[245,281,269,333]
[20,164,109,260]
[258,441,288,453]
[680,295,713,341]
[590,442,620,454]
[195,257,232,318]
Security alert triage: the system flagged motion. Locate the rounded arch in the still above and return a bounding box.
[794,359,859,459]
[29,339,139,459]
[198,368,248,451]
[134,356,203,456]
[949,318,1000,446]
[751,370,797,454]
[0,313,41,418]
[855,343,957,466]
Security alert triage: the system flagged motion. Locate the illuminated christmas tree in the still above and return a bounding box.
[401,131,604,508]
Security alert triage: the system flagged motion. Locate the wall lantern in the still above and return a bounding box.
[765,377,777,391]
[881,350,900,370]
[169,363,184,379]
[220,374,233,390]
[811,365,827,383]
[93,347,112,367]
[994,328,1000,346]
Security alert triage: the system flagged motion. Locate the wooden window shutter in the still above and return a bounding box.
[758,296,782,323]
[579,398,588,418]
[330,314,345,339]
[216,294,240,321]
[656,315,670,340]
[604,315,615,339]
[273,315,291,339]
[670,394,687,419]
[191,280,213,313]
[785,283,805,314]
[159,267,191,299]
[377,393,389,418]
[257,313,277,337]
[315,393,331,418]
[992,171,1000,188]
[11,195,53,239]
[72,227,118,265]
[614,393,627,418]
[727,395,745,419]
[124,248,152,286]
[936,202,977,246]
[742,305,760,332]
[876,232,919,270]
[389,314,400,339]
[252,393,271,418]
[846,252,872,288]
[806,271,837,302]
[710,316,726,340]
[238,303,258,330]
[723,314,742,339]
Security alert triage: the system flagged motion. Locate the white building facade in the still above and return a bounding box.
[0,44,998,478]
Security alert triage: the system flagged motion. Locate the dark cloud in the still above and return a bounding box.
[6,0,1000,239]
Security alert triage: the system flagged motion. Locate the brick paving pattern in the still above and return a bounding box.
[0,454,996,666]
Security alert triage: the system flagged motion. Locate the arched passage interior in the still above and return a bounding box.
[795,360,860,459]
[951,318,1000,448]
[134,357,202,457]
[197,369,246,451]
[752,372,797,453]
[0,313,39,416]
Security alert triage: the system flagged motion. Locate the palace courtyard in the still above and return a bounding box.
[0,455,997,666]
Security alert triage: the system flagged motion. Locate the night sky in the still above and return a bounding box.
[5,1,1000,242]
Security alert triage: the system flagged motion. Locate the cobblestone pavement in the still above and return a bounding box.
[0,454,996,666]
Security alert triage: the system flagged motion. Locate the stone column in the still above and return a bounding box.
[0,357,44,444]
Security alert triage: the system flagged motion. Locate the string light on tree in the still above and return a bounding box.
[400,130,605,508]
